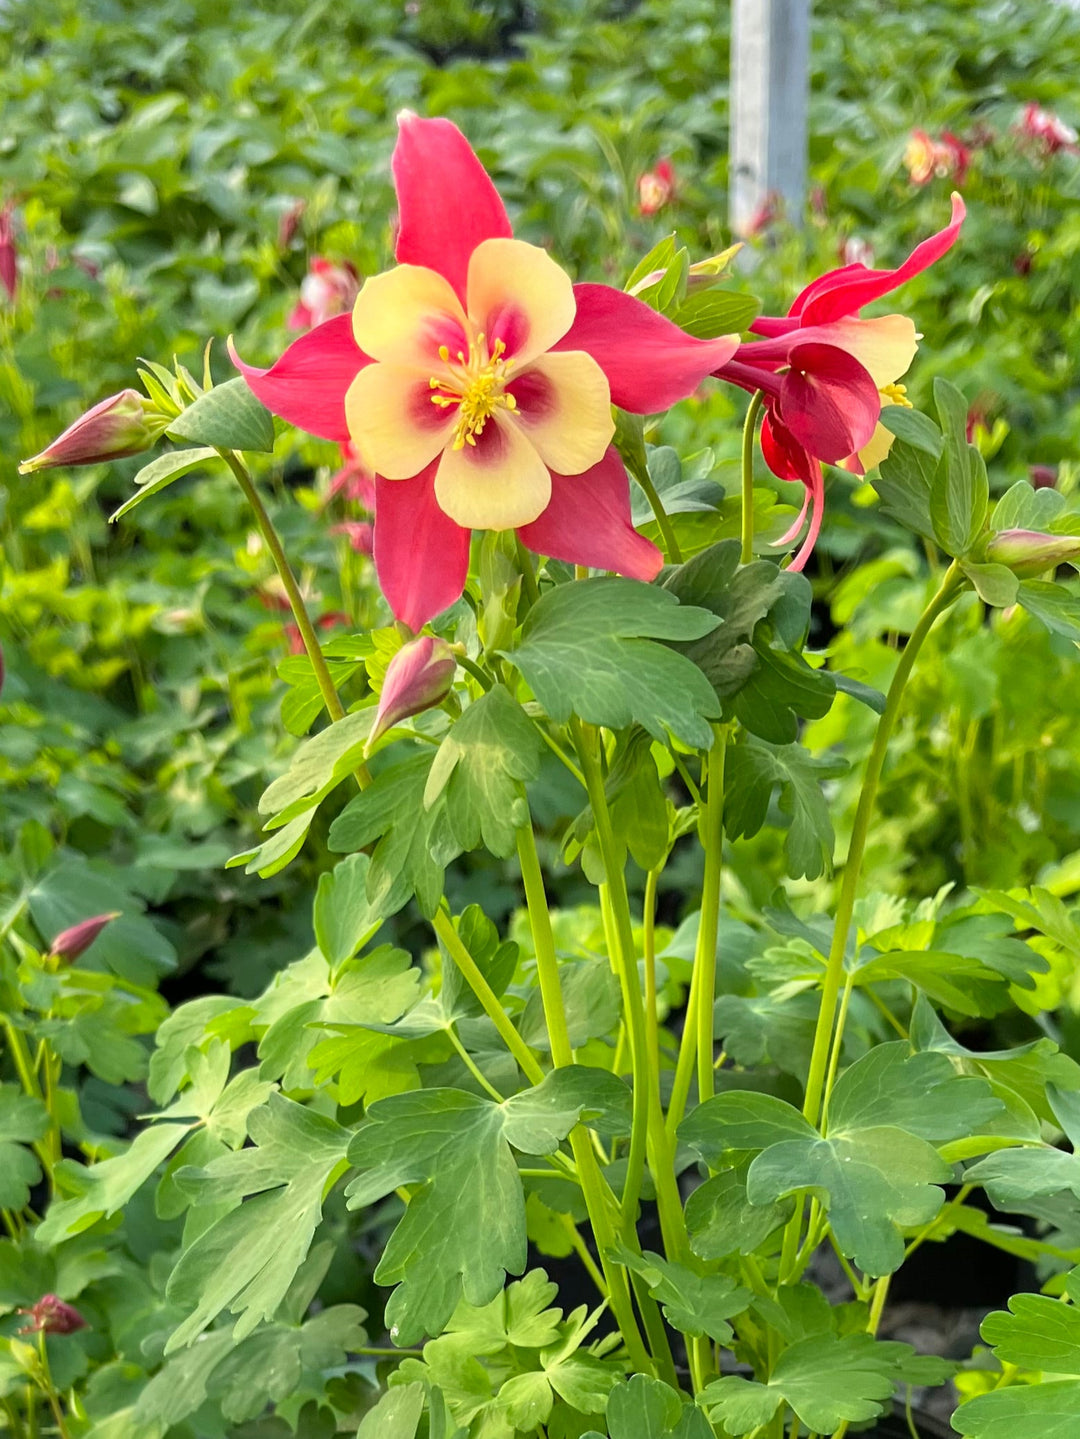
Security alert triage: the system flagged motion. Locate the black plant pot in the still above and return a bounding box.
[864,1402,954,1438]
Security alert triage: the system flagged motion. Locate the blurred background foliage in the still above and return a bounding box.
[4,0,1080,1063]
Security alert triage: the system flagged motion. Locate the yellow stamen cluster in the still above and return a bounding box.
[880,382,913,409]
[430,334,517,450]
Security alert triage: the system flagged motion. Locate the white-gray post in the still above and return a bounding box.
[730,0,811,235]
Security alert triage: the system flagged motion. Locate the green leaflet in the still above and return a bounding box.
[344,1068,631,1345]
[504,576,721,749]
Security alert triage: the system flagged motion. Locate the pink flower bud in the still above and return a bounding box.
[985,528,1080,577]
[637,159,675,216]
[18,391,164,473]
[48,912,120,963]
[366,636,456,753]
[277,198,306,250]
[1030,464,1058,490]
[287,257,361,331]
[19,1295,87,1336]
[0,201,17,302]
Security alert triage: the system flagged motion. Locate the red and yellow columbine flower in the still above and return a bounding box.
[233,114,740,629]
[715,194,965,568]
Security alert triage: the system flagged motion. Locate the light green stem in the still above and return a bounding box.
[635,467,683,564]
[804,562,963,1132]
[516,823,655,1375]
[740,390,766,565]
[643,867,662,1085]
[779,561,964,1279]
[667,726,727,1136]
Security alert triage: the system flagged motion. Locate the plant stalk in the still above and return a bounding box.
[740,390,766,565]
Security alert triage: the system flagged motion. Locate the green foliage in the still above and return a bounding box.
[505,578,721,749]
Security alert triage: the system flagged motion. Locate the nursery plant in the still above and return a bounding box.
[10,103,1080,1439]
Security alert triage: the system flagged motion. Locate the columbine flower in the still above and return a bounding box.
[637,159,675,216]
[18,1295,87,1336]
[0,201,16,302]
[18,391,167,474]
[903,130,970,186]
[288,257,361,331]
[1018,102,1078,156]
[714,194,965,567]
[367,635,456,753]
[233,113,739,629]
[48,912,120,963]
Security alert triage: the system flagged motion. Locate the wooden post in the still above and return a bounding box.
[730,0,811,235]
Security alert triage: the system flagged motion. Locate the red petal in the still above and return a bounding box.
[554,285,739,412]
[786,194,965,325]
[776,343,880,463]
[392,113,513,306]
[787,464,825,573]
[516,446,662,580]
[229,315,368,443]
[373,464,472,631]
[760,409,817,484]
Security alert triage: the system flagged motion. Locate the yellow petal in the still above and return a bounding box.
[434,414,551,530]
[466,237,576,365]
[848,415,897,474]
[352,264,469,370]
[345,362,454,479]
[508,351,614,475]
[809,314,919,387]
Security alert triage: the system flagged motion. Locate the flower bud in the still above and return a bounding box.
[18,1295,87,1336]
[366,636,456,754]
[48,912,120,963]
[637,159,675,216]
[19,391,165,474]
[985,528,1080,577]
[1030,464,1057,490]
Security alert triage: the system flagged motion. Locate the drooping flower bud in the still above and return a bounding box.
[48,912,120,963]
[366,636,456,754]
[1030,464,1058,490]
[985,528,1080,577]
[18,1295,87,1336]
[18,391,166,474]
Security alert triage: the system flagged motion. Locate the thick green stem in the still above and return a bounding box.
[779,562,964,1280]
[516,823,655,1376]
[643,868,662,1085]
[635,468,683,564]
[740,391,766,565]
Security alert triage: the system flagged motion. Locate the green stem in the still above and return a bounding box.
[696,728,727,1108]
[434,908,545,1086]
[515,822,654,1375]
[643,867,662,1086]
[448,1027,504,1102]
[779,562,964,1280]
[803,561,963,1133]
[597,881,647,1237]
[867,1275,890,1336]
[36,1332,70,1439]
[667,726,727,1135]
[515,536,541,607]
[740,391,766,565]
[219,449,370,770]
[635,468,683,564]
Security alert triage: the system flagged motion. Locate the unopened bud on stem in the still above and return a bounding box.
[985,528,1080,577]
[48,912,120,963]
[366,636,456,754]
[19,391,167,474]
